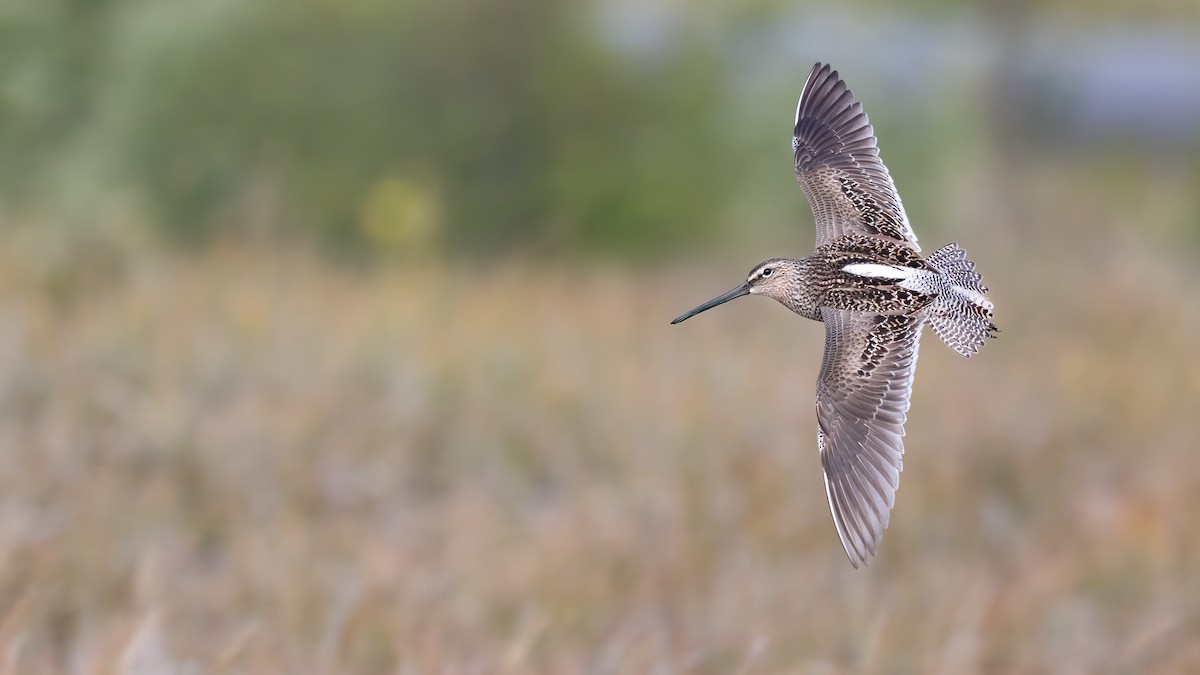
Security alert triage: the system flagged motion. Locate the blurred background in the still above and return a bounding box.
[1,0,1199,671]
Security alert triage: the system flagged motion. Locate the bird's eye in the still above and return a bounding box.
[761,267,773,278]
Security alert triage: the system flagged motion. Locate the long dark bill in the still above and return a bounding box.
[670,282,751,325]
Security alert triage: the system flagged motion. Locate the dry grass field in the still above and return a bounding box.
[4,2,1199,671]
[0,189,1199,672]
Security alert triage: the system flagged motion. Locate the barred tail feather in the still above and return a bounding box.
[927,243,997,357]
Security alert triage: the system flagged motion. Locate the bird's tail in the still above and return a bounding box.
[926,243,997,357]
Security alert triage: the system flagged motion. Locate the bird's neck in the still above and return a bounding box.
[782,258,823,321]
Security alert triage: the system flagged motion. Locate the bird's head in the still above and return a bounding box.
[670,258,795,324]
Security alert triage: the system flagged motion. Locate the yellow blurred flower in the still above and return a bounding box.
[358,176,441,254]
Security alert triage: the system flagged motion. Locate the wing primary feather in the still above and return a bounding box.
[844,459,885,538]
[833,463,875,557]
[796,62,825,125]
[823,468,862,568]
[832,476,870,563]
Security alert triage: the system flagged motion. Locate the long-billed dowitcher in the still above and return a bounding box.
[671,63,997,568]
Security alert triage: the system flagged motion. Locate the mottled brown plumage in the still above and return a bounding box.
[671,63,997,568]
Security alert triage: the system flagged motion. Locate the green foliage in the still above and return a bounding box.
[3,0,1198,259]
[1,0,733,257]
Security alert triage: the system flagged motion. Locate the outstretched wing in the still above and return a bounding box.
[794,63,919,251]
[816,308,923,568]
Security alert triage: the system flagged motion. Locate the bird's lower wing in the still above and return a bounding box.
[816,308,923,567]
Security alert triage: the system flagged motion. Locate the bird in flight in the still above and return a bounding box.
[671,63,997,568]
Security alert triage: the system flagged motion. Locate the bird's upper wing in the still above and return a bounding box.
[793,63,919,252]
[816,308,923,568]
